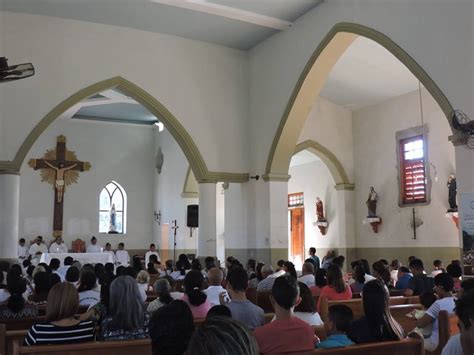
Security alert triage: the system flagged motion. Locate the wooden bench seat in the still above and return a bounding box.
[286,336,423,354]
[426,310,459,355]
[12,338,152,355]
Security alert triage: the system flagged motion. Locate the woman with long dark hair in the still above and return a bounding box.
[317,264,352,313]
[283,261,297,280]
[310,268,327,297]
[0,271,37,318]
[350,265,366,294]
[182,270,211,318]
[347,279,404,343]
[372,261,392,288]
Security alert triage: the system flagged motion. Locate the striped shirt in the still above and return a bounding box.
[25,320,95,345]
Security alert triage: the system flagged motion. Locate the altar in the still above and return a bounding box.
[40,253,114,266]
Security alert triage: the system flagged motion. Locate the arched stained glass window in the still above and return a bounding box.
[99,181,126,233]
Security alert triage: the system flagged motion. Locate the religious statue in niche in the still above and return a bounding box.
[28,135,91,237]
[315,197,328,235]
[109,203,117,233]
[364,186,382,233]
[366,186,378,217]
[447,174,458,212]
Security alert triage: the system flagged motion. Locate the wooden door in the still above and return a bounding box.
[290,207,305,266]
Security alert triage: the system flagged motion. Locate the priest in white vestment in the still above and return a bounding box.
[86,236,102,253]
[103,243,116,263]
[145,243,161,265]
[18,238,29,260]
[115,242,130,266]
[49,236,68,253]
[28,236,48,257]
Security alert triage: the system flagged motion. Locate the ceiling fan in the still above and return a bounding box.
[0,57,35,83]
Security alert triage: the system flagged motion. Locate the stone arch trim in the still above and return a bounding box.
[264,22,455,181]
[181,166,199,198]
[294,140,354,191]
[2,76,248,183]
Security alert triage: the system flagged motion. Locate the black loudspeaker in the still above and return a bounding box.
[187,205,199,228]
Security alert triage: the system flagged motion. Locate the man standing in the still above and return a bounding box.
[115,242,130,266]
[308,247,320,271]
[145,243,161,265]
[28,236,48,257]
[49,236,68,253]
[86,236,102,253]
[18,238,29,260]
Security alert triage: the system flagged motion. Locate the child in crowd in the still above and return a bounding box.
[317,305,354,349]
[409,291,437,338]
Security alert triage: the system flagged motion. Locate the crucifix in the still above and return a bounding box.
[171,220,179,262]
[29,135,91,237]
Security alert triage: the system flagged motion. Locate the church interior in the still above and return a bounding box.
[0,1,474,354]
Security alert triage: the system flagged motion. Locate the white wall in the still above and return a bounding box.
[352,89,458,248]
[288,160,339,250]
[0,11,249,173]
[19,118,155,249]
[155,128,198,252]
[298,97,354,181]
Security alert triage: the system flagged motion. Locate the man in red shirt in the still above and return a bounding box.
[254,275,316,354]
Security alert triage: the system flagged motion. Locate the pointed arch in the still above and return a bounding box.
[6,76,248,183]
[99,180,127,233]
[264,22,455,181]
[294,140,354,190]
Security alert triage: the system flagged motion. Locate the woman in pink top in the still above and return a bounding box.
[182,270,211,318]
[310,268,327,297]
[317,264,352,313]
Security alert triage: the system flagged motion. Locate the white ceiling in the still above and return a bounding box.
[0,0,322,50]
[320,36,419,110]
[290,150,321,168]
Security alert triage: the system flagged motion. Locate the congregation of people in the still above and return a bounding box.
[1,240,474,355]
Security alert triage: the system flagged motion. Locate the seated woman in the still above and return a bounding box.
[347,279,404,343]
[350,266,366,294]
[87,281,111,323]
[446,263,462,291]
[372,261,393,289]
[147,261,159,276]
[182,270,211,318]
[317,264,352,313]
[136,270,150,303]
[27,271,51,304]
[416,273,456,351]
[147,278,173,314]
[0,271,37,318]
[149,300,195,355]
[172,254,191,280]
[24,282,95,345]
[310,268,327,297]
[293,282,324,326]
[100,275,149,340]
[283,261,297,280]
[77,271,100,306]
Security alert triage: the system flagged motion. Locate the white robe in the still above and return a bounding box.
[49,242,68,253]
[18,245,29,259]
[115,250,130,266]
[86,244,102,253]
[103,250,116,263]
[28,243,48,257]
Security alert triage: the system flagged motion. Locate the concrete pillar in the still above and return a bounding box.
[0,173,20,260]
[268,181,289,265]
[336,188,356,269]
[198,183,217,257]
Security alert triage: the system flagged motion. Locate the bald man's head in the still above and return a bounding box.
[208,267,223,286]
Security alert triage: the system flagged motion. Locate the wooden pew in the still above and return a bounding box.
[285,336,423,355]
[426,310,459,355]
[246,287,257,304]
[0,327,27,355]
[256,291,273,313]
[389,304,423,333]
[12,338,152,355]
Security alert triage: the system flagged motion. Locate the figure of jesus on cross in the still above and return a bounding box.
[29,135,90,236]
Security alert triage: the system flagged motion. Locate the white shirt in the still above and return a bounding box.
[298,274,315,288]
[56,265,70,281]
[103,250,116,262]
[115,250,130,266]
[86,244,102,253]
[78,289,101,306]
[49,242,68,253]
[145,251,160,265]
[170,291,184,300]
[0,289,10,302]
[426,297,456,348]
[18,245,28,259]
[441,334,463,355]
[137,283,148,303]
[204,285,227,307]
[28,243,48,256]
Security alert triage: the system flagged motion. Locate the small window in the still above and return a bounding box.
[288,192,304,208]
[399,135,426,204]
[99,181,127,233]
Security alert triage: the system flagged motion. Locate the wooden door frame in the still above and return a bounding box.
[289,205,305,264]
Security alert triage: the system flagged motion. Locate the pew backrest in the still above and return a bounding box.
[256,291,273,313]
[286,337,423,355]
[426,310,459,355]
[13,338,152,355]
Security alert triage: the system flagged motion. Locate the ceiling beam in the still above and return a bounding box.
[150,0,292,30]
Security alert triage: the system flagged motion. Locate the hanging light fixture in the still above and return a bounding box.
[418,81,438,182]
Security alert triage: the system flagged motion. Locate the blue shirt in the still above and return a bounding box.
[395,273,412,290]
[317,334,354,349]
